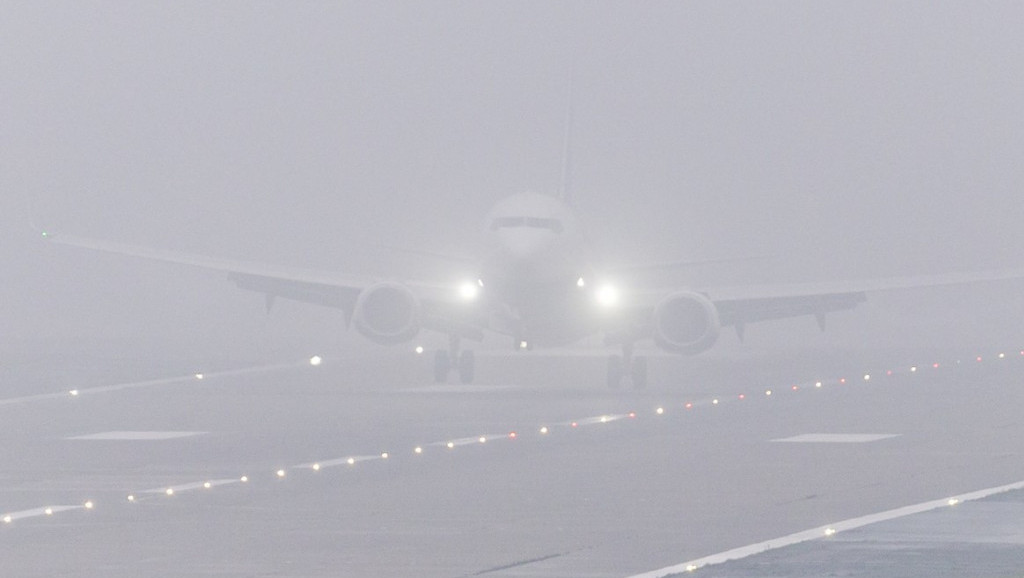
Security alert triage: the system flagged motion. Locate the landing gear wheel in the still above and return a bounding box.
[606,354,624,390]
[630,356,648,390]
[458,350,475,384]
[433,350,451,383]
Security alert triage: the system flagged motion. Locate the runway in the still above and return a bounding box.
[2,345,1024,577]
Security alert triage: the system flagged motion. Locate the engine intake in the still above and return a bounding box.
[352,283,420,345]
[652,291,720,355]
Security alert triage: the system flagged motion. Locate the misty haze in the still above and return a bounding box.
[2,2,1024,577]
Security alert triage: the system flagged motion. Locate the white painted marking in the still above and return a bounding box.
[140,478,239,495]
[67,431,207,441]
[0,363,298,408]
[772,433,900,443]
[398,384,519,393]
[625,479,1024,578]
[1,505,83,522]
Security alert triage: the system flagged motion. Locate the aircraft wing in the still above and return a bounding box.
[701,268,1024,328]
[40,231,473,332]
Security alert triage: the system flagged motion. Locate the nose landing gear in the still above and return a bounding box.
[607,343,647,390]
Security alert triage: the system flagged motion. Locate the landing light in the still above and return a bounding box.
[415,346,424,354]
[595,284,619,307]
[458,282,480,300]
[309,355,322,366]
[824,527,837,537]
[519,340,529,350]
[84,501,94,509]
[576,277,586,288]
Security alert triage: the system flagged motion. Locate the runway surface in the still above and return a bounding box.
[2,344,1024,577]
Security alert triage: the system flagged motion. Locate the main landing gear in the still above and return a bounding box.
[607,343,647,390]
[434,334,475,384]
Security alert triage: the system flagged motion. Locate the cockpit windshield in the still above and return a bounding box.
[489,216,564,234]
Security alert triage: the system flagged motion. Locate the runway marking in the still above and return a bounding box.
[0,361,306,408]
[772,433,900,443]
[624,478,1024,578]
[66,431,207,441]
[397,384,520,393]
[1,504,90,524]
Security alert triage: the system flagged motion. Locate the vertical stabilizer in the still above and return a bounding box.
[558,66,576,207]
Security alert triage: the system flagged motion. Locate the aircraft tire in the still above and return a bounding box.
[630,356,648,389]
[433,350,450,383]
[606,354,624,389]
[458,350,475,384]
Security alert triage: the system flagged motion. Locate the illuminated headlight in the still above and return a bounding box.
[458,282,480,300]
[576,277,586,288]
[595,284,619,307]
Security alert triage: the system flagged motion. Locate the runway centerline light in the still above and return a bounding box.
[478,437,487,444]
[240,476,249,483]
[44,508,53,516]
[194,373,204,380]
[127,495,135,502]
[765,390,772,396]
[446,441,455,449]
[84,501,94,509]
[712,398,719,405]
[824,527,837,537]
[203,481,212,488]
[910,366,918,373]
[312,463,321,471]
[815,381,822,388]
[346,458,356,465]
[414,446,423,454]
[655,407,664,415]
[309,355,323,366]
[863,374,871,381]
[276,469,286,478]
[165,488,174,496]
[69,389,79,397]
[415,346,424,354]
[948,498,960,506]
[539,426,549,434]
[381,452,389,459]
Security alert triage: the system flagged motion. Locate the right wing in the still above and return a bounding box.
[41,231,477,335]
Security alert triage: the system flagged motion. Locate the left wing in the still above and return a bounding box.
[707,267,1024,328]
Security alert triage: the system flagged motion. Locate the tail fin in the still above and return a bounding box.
[557,65,576,207]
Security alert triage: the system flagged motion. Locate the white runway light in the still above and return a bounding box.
[309,355,323,366]
[68,389,79,397]
[194,373,204,380]
[415,346,424,354]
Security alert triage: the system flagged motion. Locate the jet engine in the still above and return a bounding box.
[652,291,720,355]
[352,283,421,345]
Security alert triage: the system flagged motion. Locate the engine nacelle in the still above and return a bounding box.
[352,283,421,345]
[652,291,720,355]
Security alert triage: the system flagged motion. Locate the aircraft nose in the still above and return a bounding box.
[500,229,556,261]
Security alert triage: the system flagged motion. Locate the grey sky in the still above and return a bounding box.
[3,1,1024,360]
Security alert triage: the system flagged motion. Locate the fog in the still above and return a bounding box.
[3,1,1024,364]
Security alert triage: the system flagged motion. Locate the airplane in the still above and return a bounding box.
[39,190,1024,389]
